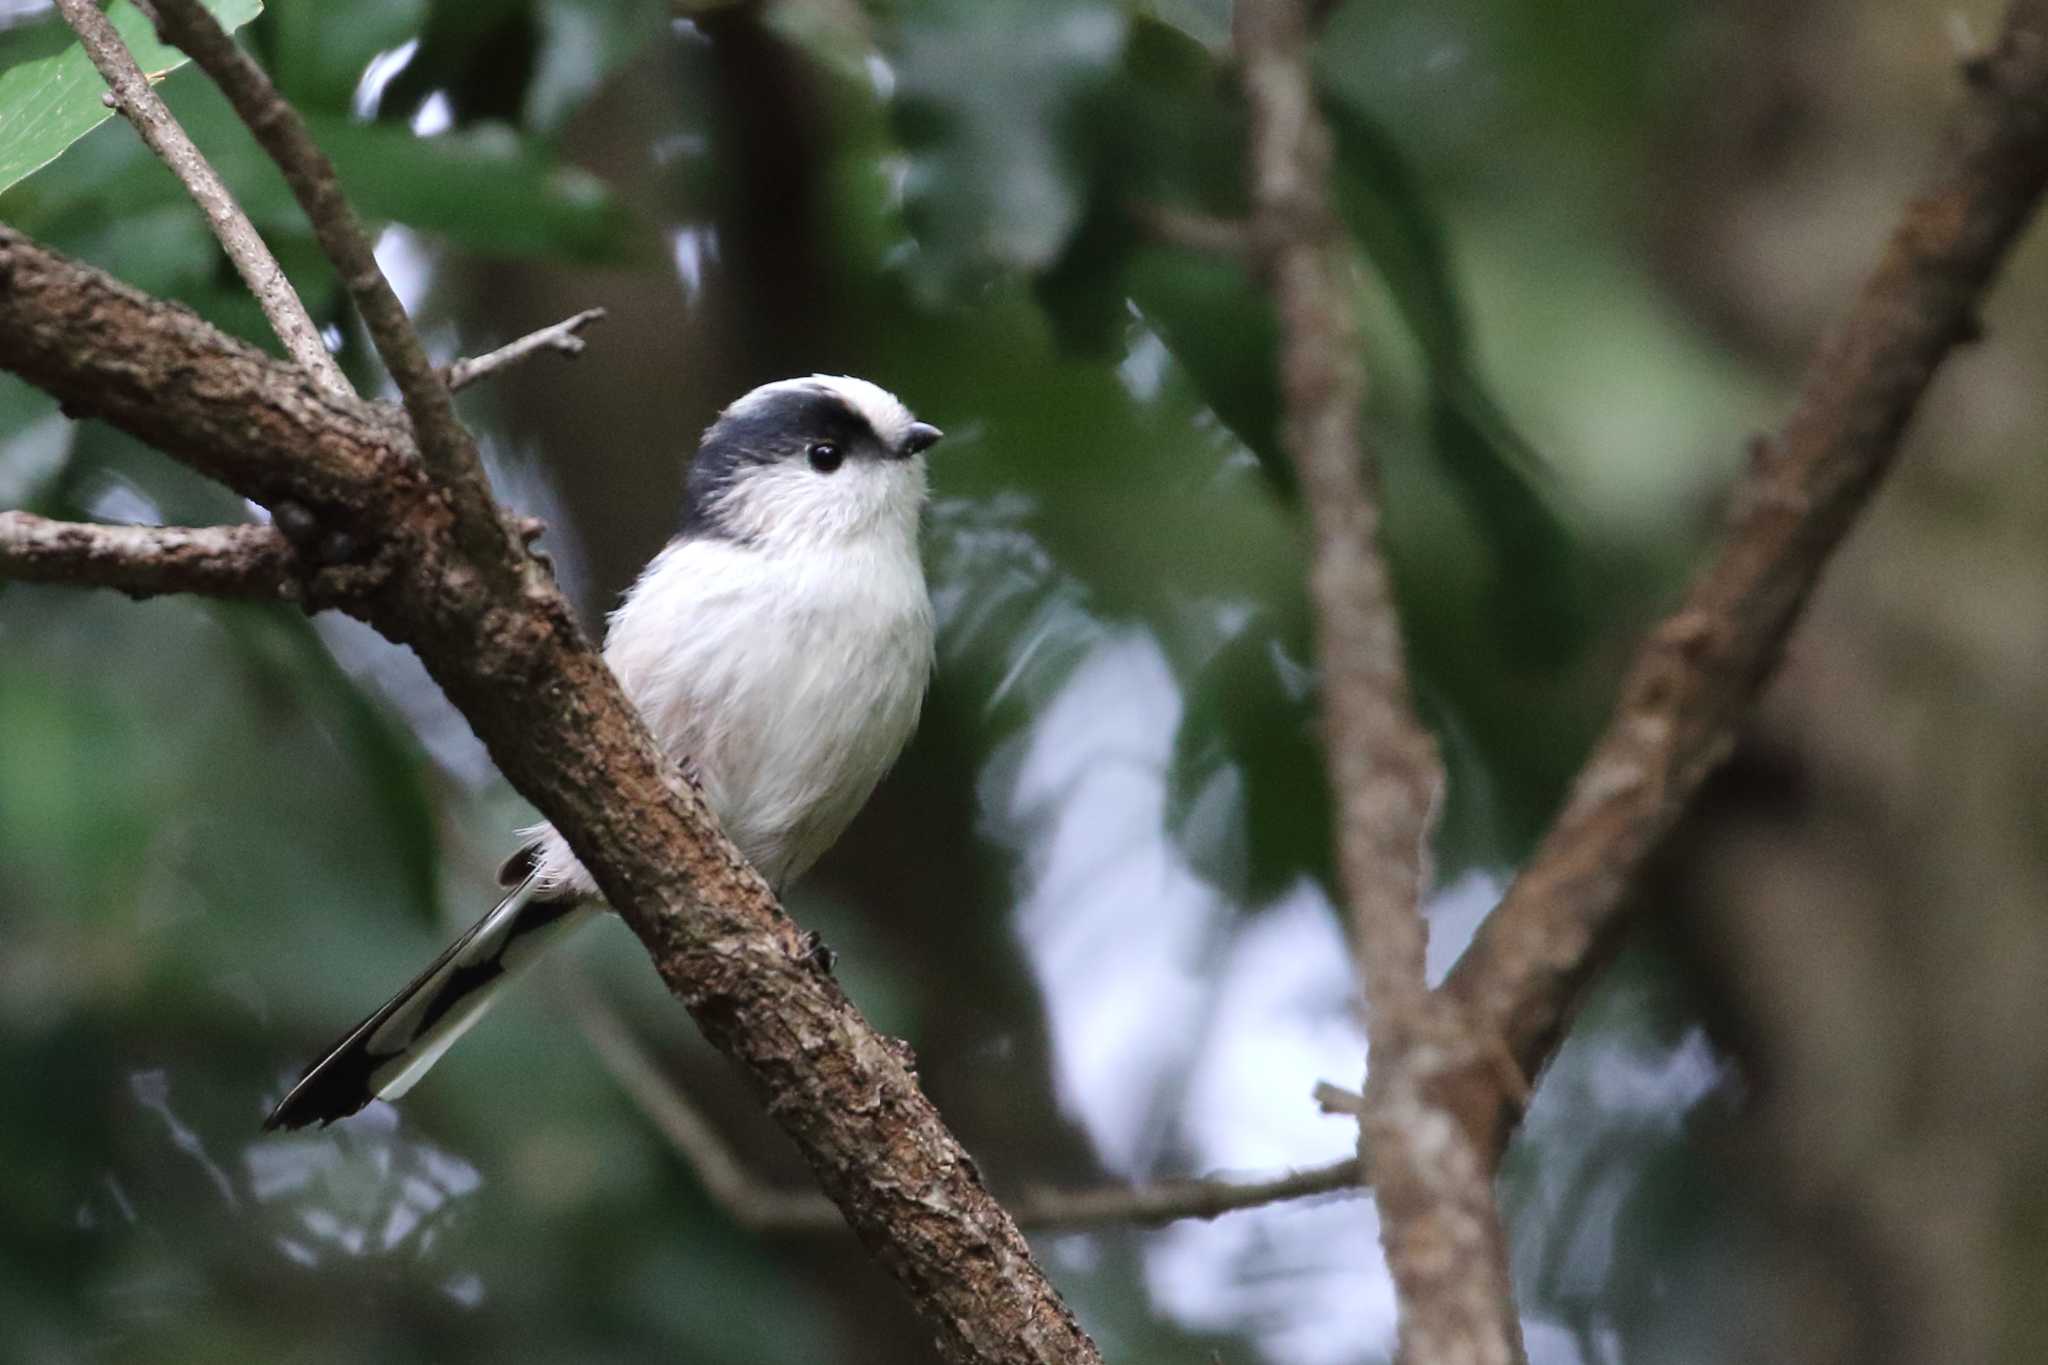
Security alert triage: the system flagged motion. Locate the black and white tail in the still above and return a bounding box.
[264,880,595,1130]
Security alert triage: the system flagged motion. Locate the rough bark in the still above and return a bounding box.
[0,224,1099,1365]
[0,514,293,599]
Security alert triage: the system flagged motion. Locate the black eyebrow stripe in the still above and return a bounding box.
[678,387,885,542]
[720,388,880,450]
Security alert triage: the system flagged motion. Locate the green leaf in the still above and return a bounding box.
[889,0,1125,292]
[156,78,652,261]
[526,0,671,134]
[1049,25,1589,664]
[311,115,651,261]
[262,0,422,114]
[0,0,263,198]
[3,65,652,274]
[1322,96,1586,663]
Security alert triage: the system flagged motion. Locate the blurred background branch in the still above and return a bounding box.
[1441,0,2048,1165]
[1236,0,1517,1360]
[564,974,1367,1235]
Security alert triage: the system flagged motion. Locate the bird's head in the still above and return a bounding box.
[681,375,943,552]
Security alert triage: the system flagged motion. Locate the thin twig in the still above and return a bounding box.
[1311,1080,1365,1116]
[1128,202,1255,260]
[51,0,349,396]
[1010,1159,1363,1230]
[1442,0,2048,1166]
[561,976,843,1232]
[565,978,1365,1233]
[445,309,608,393]
[1236,0,1519,1361]
[149,0,512,577]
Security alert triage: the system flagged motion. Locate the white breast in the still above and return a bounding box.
[530,528,934,895]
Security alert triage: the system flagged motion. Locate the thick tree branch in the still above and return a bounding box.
[51,0,350,396]
[445,309,608,393]
[1236,2,1521,1363]
[567,980,1366,1233]
[0,226,1097,1365]
[149,0,510,579]
[1442,0,2048,1166]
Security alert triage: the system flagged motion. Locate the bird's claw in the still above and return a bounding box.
[800,929,837,976]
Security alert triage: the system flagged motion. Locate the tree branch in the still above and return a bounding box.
[1236,1,1521,1362]
[50,0,350,396]
[0,233,1098,1365]
[1127,202,1255,261]
[0,511,361,603]
[445,309,608,393]
[566,978,1367,1233]
[563,978,846,1234]
[1236,0,1436,1037]
[122,15,1096,1339]
[1010,1158,1364,1231]
[1441,0,2048,1166]
[148,0,510,578]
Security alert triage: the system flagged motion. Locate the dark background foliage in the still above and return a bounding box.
[3,1,2044,1361]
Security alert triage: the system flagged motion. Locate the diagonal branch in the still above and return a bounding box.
[51,0,349,396]
[104,18,1098,1343]
[0,223,1098,1365]
[149,0,510,577]
[1441,0,2048,1167]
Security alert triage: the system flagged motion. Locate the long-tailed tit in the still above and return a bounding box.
[265,375,943,1129]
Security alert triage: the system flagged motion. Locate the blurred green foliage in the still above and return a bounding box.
[0,0,261,194]
[0,0,1797,1360]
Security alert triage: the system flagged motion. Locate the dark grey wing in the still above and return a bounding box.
[263,880,589,1130]
[497,840,541,888]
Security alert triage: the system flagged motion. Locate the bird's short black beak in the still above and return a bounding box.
[901,421,943,457]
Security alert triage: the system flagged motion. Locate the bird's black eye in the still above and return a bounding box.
[807,441,842,473]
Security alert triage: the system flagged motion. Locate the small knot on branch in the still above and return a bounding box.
[1313,1081,1366,1116]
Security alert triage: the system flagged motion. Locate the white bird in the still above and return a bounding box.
[265,375,943,1129]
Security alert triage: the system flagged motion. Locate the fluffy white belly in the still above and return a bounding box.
[531,534,933,895]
